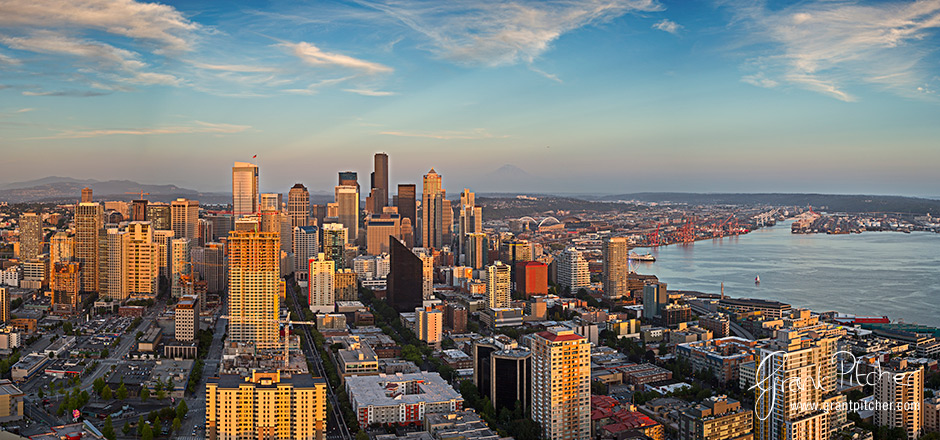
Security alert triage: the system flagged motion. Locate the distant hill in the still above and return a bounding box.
[0,177,229,204]
[599,192,940,215]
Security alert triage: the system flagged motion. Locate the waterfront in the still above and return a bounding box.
[635,220,940,327]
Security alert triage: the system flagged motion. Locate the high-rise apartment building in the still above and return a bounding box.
[473,339,531,414]
[458,189,482,257]
[292,226,319,279]
[334,269,357,302]
[875,360,924,440]
[175,295,200,342]
[145,203,171,230]
[556,248,589,292]
[123,221,159,298]
[679,395,754,440]
[132,199,148,221]
[414,248,434,300]
[602,237,630,300]
[415,306,443,346]
[421,169,444,249]
[17,213,42,261]
[51,262,80,313]
[171,238,191,298]
[154,229,174,277]
[232,161,260,219]
[368,153,389,213]
[396,184,417,232]
[75,202,103,292]
[260,193,282,211]
[322,223,347,269]
[485,261,511,309]
[171,198,199,241]
[228,229,282,347]
[643,282,669,321]
[334,185,359,244]
[98,224,124,301]
[49,231,73,263]
[192,242,225,295]
[308,253,334,313]
[0,287,9,323]
[531,327,591,440]
[206,371,328,440]
[465,233,487,270]
[365,213,400,255]
[288,183,310,228]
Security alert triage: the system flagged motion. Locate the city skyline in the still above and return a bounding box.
[2,0,940,196]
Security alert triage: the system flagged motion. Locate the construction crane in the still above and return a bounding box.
[125,191,150,199]
[677,216,696,243]
[646,223,661,247]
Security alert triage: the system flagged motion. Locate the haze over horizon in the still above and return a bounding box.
[2,0,939,196]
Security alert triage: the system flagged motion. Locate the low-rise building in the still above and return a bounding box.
[479,307,524,329]
[11,353,48,382]
[0,380,24,422]
[676,337,757,384]
[346,372,463,427]
[678,395,753,440]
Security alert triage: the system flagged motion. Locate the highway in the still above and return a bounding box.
[285,280,353,440]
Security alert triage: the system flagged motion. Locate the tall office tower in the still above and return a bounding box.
[602,237,630,300]
[556,247,589,292]
[414,248,434,300]
[260,193,282,211]
[326,203,339,219]
[334,185,359,244]
[145,203,171,230]
[18,213,42,260]
[415,306,443,345]
[153,229,174,277]
[206,371,328,440]
[279,211,291,254]
[0,287,8,323]
[365,213,400,255]
[442,198,453,247]
[171,238,191,298]
[517,261,548,296]
[388,238,423,312]
[51,262,80,313]
[310,204,327,227]
[400,218,415,248]
[175,295,200,342]
[232,161,260,219]
[192,242,225,295]
[374,153,389,211]
[98,224,124,301]
[123,222,159,298]
[288,183,310,228]
[338,171,359,190]
[396,184,417,231]
[473,339,531,413]
[421,169,444,249]
[875,360,924,440]
[308,253,334,313]
[196,218,213,247]
[755,328,838,440]
[485,261,511,309]
[293,226,319,278]
[465,233,487,270]
[260,208,280,234]
[170,198,199,241]
[206,214,233,241]
[228,229,281,347]
[642,282,668,319]
[75,202,103,292]
[50,232,73,263]
[131,199,148,221]
[334,269,357,302]
[458,189,482,256]
[322,223,347,269]
[81,187,93,203]
[531,327,591,440]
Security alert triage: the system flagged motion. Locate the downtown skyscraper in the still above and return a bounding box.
[227,223,282,347]
[368,152,389,213]
[75,201,103,293]
[232,162,259,219]
[421,168,444,249]
[335,185,359,244]
[602,237,630,300]
[288,183,310,227]
[17,212,42,261]
[531,327,591,440]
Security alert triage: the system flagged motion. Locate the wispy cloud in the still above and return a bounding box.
[726,0,940,101]
[380,128,509,140]
[282,76,356,95]
[0,51,19,65]
[188,62,280,73]
[343,88,397,96]
[28,121,250,139]
[357,0,663,67]
[281,41,393,74]
[652,19,682,34]
[22,89,110,97]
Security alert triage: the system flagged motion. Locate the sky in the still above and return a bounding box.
[1,0,939,197]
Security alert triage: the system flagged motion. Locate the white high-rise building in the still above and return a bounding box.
[232,162,259,219]
[123,222,159,297]
[98,224,125,301]
[531,327,591,440]
[292,226,319,280]
[875,360,924,440]
[485,261,511,309]
[308,253,335,313]
[415,306,443,346]
[414,248,434,300]
[17,212,42,261]
[170,198,199,241]
[557,248,589,291]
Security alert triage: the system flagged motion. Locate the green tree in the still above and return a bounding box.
[172,417,181,434]
[101,385,112,400]
[140,387,150,401]
[141,423,153,440]
[116,383,128,400]
[56,403,66,416]
[152,418,161,435]
[176,400,188,420]
[93,377,106,395]
[356,430,369,440]
[122,421,131,436]
[155,389,166,400]
[103,416,116,440]
[37,389,43,398]
[137,416,146,437]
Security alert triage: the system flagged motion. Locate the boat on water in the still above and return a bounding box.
[629,252,656,262]
[832,314,890,325]
[755,276,760,284]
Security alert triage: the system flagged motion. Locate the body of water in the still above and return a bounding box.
[633,220,940,327]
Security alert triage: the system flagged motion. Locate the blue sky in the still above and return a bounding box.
[1,0,939,196]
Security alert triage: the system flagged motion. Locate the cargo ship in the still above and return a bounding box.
[831,314,890,325]
[629,252,656,262]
